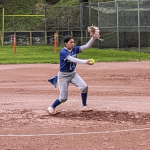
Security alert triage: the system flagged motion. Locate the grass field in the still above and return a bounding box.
[0,46,150,64]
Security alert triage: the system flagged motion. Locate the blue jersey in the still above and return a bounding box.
[59,46,81,72]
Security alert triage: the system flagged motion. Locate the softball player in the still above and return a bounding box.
[48,33,98,114]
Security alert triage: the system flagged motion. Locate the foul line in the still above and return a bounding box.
[0,127,150,137]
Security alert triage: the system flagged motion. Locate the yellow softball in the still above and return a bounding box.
[90,59,95,64]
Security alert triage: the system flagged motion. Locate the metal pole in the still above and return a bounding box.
[80,3,83,45]
[13,16,16,53]
[89,2,91,26]
[115,0,117,7]
[13,16,15,32]
[98,2,100,49]
[57,7,60,46]
[45,6,47,45]
[138,0,140,52]
[2,8,4,46]
[68,10,70,35]
[116,1,119,50]
[57,7,60,32]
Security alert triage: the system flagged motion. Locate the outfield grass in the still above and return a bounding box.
[0,46,150,64]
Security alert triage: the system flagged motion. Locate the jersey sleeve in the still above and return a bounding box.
[74,46,82,54]
[59,49,69,62]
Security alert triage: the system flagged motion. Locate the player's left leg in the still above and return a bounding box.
[71,73,92,111]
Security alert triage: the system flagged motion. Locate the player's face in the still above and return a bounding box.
[65,39,75,50]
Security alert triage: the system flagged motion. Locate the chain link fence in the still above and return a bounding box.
[1,0,150,52]
[80,0,150,52]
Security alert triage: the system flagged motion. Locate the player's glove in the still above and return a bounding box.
[87,26,104,41]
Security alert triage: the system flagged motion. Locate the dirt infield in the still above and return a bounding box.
[0,62,150,150]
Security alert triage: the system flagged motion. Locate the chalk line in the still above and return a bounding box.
[0,127,150,137]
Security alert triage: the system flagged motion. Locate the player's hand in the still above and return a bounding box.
[87,59,94,65]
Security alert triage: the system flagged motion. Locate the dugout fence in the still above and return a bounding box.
[0,0,150,52]
[2,30,86,46]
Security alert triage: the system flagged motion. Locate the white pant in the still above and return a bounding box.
[58,71,87,102]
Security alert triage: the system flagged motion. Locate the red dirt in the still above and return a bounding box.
[0,62,150,150]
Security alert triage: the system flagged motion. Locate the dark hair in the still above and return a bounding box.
[64,35,73,43]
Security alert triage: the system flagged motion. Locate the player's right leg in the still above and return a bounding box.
[47,99,61,114]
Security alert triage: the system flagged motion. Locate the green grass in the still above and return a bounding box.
[0,46,60,64]
[78,48,150,62]
[0,46,150,64]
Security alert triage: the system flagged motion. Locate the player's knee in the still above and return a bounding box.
[59,91,68,102]
[82,85,88,93]
[59,98,67,103]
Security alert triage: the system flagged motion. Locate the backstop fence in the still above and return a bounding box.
[80,0,150,52]
[0,0,150,52]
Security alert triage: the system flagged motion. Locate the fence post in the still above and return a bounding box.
[116,1,119,50]
[89,2,91,26]
[30,32,32,45]
[2,8,4,46]
[80,3,83,45]
[45,6,47,45]
[98,2,100,49]
[68,11,70,35]
[54,31,58,53]
[138,0,140,52]
[71,30,73,37]
[0,31,1,45]
[13,15,16,53]
[13,33,16,53]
